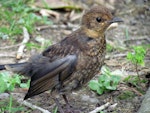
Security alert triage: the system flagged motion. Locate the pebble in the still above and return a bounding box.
[107,103,118,112]
[0,93,9,99]
[130,20,137,25]
[81,94,99,103]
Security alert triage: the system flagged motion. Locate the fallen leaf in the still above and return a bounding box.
[40,9,60,21]
[35,0,83,10]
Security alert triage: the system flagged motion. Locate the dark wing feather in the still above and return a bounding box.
[24,55,77,100]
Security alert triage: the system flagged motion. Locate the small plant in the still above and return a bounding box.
[127,46,146,77]
[52,107,58,113]
[8,94,13,113]
[0,0,52,39]
[123,75,147,94]
[125,27,129,39]
[0,71,29,93]
[89,67,121,95]
[26,42,41,50]
[124,76,140,87]
[106,44,114,52]
[117,91,135,100]
[26,39,52,51]
[0,94,25,113]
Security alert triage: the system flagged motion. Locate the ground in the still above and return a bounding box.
[0,0,150,113]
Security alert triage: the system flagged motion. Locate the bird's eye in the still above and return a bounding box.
[96,17,102,22]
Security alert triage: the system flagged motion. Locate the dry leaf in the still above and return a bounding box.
[35,0,82,10]
[40,9,60,21]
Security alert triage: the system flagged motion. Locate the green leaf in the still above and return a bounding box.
[89,67,121,95]
[89,80,100,91]
[20,83,28,88]
[127,46,146,66]
[98,74,109,83]
[111,75,121,83]
[0,76,7,93]
[0,72,28,92]
[96,88,104,95]
[106,84,116,90]
[26,42,41,50]
[104,81,114,90]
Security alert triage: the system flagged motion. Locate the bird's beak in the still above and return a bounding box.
[108,17,123,24]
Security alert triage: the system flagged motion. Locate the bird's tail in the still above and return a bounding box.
[0,63,27,70]
[0,64,6,70]
[0,62,31,77]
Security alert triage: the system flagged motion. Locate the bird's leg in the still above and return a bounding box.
[62,94,74,113]
[62,94,82,113]
[62,94,71,108]
[53,97,65,113]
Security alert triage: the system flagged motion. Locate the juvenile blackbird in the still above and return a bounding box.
[0,6,122,112]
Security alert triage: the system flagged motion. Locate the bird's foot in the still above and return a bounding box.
[61,94,82,113]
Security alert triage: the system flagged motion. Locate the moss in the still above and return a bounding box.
[117,91,135,100]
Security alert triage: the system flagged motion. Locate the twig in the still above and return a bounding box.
[36,23,78,31]
[89,102,110,113]
[108,103,118,111]
[124,36,149,42]
[40,9,60,21]
[105,53,127,59]
[0,52,16,57]
[119,86,143,96]
[16,27,30,60]
[130,87,143,96]
[16,98,51,113]
[36,25,67,31]
[0,43,21,49]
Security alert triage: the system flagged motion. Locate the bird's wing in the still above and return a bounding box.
[24,54,77,99]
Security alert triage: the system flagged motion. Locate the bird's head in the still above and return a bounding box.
[81,6,123,38]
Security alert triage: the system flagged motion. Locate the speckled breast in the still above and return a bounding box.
[61,37,106,92]
[76,37,106,85]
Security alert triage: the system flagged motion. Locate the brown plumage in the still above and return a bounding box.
[0,6,123,112]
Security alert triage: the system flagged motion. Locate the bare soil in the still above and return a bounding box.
[0,0,150,113]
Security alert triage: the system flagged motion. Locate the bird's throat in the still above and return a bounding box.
[82,27,103,39]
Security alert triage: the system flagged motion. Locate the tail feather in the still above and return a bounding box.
[4,62,26,71]
[0,62,32,77]
[0,65,5,70]
[0,63,27,70]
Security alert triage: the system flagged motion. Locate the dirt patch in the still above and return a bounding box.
[0,0,150,113]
